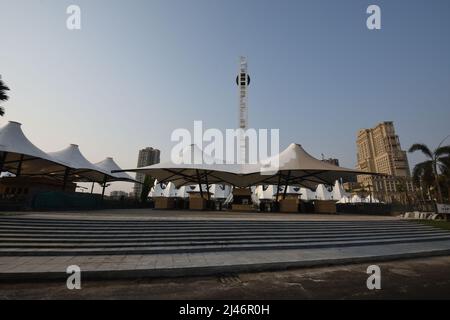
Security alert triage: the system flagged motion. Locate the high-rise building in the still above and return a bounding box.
[110,191,128,200]
[322,158,340,167]
[133,147,160,197]
[356,121,413,202]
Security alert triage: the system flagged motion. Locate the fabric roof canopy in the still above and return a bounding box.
[119,143,378,190]
[94,157,136,183]
[118,144,261,188]
[0,121,137,188]
[245,143,371,189]
[48,144,112,183]
[0,121,69,176]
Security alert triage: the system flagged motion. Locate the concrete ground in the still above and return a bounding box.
[1,255,450,299]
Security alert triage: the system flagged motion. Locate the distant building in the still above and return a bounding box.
[110,191,128,200]
[356,121,413,202]
[322,158,339,166]
[133,147,160,197]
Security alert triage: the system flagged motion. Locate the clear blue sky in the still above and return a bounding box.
[1,0,450,193]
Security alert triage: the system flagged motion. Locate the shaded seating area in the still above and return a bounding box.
[118,143,379,213]
[0,121,136,210]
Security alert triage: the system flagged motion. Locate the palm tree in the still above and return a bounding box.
[412,159,435,201]
[439,156,450,199]
[395,178,407,206]
[140,175,155,203]
[409,140,450,203]
[0,76,10,116]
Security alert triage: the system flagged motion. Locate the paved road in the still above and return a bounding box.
[1,256,450,299]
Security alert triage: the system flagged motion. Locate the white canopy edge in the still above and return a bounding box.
[0,121,132,183]
[121,143,378,189]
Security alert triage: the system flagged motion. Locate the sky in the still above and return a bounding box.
[1,0,450,194]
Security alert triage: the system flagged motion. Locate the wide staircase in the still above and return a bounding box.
[1,217,450,257]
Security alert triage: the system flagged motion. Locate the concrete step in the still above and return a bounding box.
[0,229,440,242]
[0,222,431,230]
[0,217,408,225]
[1,231,449,248]
[1,234,450,256]
[0,220,421,230]
[1,217,448,257]
[0,219,423,228]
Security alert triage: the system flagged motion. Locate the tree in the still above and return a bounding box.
[409,142,450,203]
[140,175,155,203]
[0,76,10,116]
[412,159,435,201]
[395,177,410,206]
[439,156,450,200]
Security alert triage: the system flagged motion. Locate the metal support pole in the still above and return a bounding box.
[62,167,70,191]
[275,173,282,203]
[0,152,8,174]
[282,170,291,200]
[204,172,211,201]
[90,182,95,194]
[101,175,107,201]
[16,154,24,177]
[196,170,204,199]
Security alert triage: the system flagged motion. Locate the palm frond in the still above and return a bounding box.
[438,156,450,178]
[408,143,433,158]
[0,78,10,102]
[435,145,450,158]
[412,160,433,185]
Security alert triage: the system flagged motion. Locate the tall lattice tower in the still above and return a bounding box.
[236,56,250,163]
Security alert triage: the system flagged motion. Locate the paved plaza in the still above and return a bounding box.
[2,255,450,299]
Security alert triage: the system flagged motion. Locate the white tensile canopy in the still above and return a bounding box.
[94,157,135,183]
[211,184,232,199]
[300,187,316,200]
[119,143,375,197]
[315,184,333,200]
[48,144,111,183]
[339,194,381,204]
[332,180,348,200]
[0,121,125,184]
[186,183,213,194]
[351,194,363,203]
[250,144,368,189]
[337,195,351,203]
[118,144,261,190]
[151,181,186,197]
[0,121,69,176]
[176,186,189,198]
[1,121,137,197]
[254,185,276,200]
